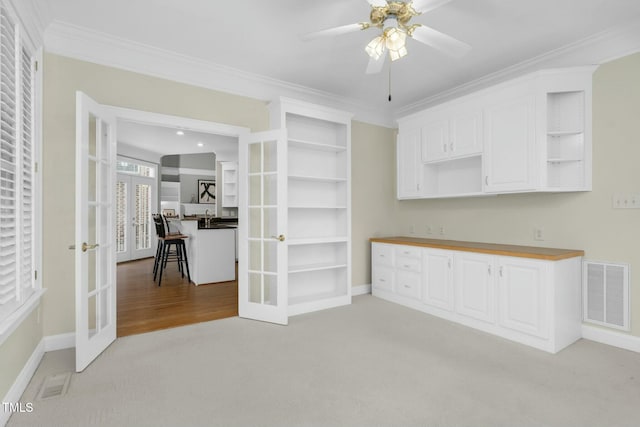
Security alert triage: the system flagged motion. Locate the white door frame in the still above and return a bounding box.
[77,103,249,365]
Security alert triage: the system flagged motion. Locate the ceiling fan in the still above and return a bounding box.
[304,0,471,74]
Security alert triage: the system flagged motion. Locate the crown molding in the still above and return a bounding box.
[44,21,395,128]
[395,16,640,118]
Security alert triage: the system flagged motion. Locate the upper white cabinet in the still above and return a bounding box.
[421,106,483,163]
[483,90,536,193]
[397,66,596,199]
[268,97,352,316]
[397,125,422,199]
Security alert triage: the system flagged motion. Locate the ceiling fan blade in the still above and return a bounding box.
[367,0,388,7]
[410,0,452,13]
[366,51,387,75]
[302,23,367,41]
[409,25,471,58]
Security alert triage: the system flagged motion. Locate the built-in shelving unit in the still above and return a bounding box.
[220,162,238,207]
[546,91,587,189]
[269,97,352,316]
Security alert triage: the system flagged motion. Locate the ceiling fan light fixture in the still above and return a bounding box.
[388,45,407,61]
[365,35,385,60]
[384,26,407,52]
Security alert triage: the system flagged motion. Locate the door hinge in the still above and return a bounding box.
[34,270,38,280]
[34,61,38,72]
[34,162,38,173]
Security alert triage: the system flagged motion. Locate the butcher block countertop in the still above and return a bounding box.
[370,236,584,261]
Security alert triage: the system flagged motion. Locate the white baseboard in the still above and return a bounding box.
[352,284,372,296]
[1,340,45,427]
[43,333,75,352]
[581,324,640,353]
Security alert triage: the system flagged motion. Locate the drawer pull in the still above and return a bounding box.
[403,264,410,268]
[403,284,410,288]
[380,279,386,282]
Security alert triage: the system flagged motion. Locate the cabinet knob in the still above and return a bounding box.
[499,266,503,277]
[485,176,489,186]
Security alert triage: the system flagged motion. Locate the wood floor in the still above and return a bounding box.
[116,257,238,337]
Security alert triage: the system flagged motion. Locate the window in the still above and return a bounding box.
[0,2,36,325]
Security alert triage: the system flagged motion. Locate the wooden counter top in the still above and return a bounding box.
[370,236,584,261]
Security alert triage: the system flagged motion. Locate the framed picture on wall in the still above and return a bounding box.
[198,179,216,204]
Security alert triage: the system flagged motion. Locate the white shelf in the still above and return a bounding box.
[547,158,583,163]
[288,237,348,246]
[289,205,347,210]
[288,291,349,308]
[289,262,347,274]
[547,130,583,136]
[288,174,347,183]
[289,138,347,152]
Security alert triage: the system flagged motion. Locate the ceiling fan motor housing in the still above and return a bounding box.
[370,2,419,27]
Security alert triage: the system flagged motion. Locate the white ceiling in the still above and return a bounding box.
[41,0,640,120]
[117,120,238,159]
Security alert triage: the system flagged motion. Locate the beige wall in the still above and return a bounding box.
[391,52,640,336]
[351,122,398,286]
[41,53,394,336]
[0,310,41,399]
[42,53,270,335]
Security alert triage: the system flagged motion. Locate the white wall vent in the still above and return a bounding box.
[583,260,630,331]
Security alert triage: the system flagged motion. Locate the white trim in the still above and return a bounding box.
[161,167,215,177]
[581,324,640,353]
[352,284,372,296]
[395,17,640,118]
[44,21,394,128]
[4,0,48,50]
[0,289,45,347]
[43,332,75,352]
[0,338,44,426]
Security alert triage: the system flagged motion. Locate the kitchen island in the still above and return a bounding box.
[179,219,236,285]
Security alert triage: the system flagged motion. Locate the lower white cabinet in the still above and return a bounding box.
[455,252,495,324]
[422,249,454,311]
[371,241,582,353]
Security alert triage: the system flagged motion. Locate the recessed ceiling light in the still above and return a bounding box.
[197,142,204,147]
[176,130,184,136]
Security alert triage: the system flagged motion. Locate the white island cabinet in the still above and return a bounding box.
[180,220,236,285]
[371,237,584,353]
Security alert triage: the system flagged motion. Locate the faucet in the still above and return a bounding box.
[204,209,211,225]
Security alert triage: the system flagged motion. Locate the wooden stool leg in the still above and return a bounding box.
[180,241,191,283]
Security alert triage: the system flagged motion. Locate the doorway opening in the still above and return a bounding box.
[109,107,248,337]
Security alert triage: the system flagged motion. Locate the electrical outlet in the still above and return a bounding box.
[534,227,544,241]
[426,225,433,235]
[439,226,446,235]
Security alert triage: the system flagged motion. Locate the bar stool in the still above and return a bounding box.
[152,214,191,286]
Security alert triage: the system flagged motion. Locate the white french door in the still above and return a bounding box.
[238,130,288,325]
[116,172,157,262]
[74,92,117,372]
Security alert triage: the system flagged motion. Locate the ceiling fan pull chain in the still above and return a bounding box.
[388,64,392,102]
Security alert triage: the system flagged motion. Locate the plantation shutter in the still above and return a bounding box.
[20,42,33,302]
[0,3,35,322]
[0,4,17,318]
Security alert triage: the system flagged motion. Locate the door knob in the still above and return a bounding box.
[68,242,99,251]
[271,234,286,242]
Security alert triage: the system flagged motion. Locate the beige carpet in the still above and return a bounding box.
[9,295,640,427]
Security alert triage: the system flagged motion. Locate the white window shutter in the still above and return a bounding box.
[0,4,18,318]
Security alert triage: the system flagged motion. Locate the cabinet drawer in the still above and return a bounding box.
[372,244,394,267]
[395,245,421,259]
[372,266,394,292]
[396,255,421,273]
[396,270,421,300]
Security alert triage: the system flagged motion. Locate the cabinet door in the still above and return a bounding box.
[484,93,536,192]
[450,109,482,159]
[423,249,454,311]
[372,265,395,292]
[397,127,422,199]
[454,252,495,323]
[421,118,449,163]
[498,258,548,338]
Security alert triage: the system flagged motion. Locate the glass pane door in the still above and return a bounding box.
[238,129,288,325]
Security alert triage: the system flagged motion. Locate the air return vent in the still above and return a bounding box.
[583,260,629,331]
